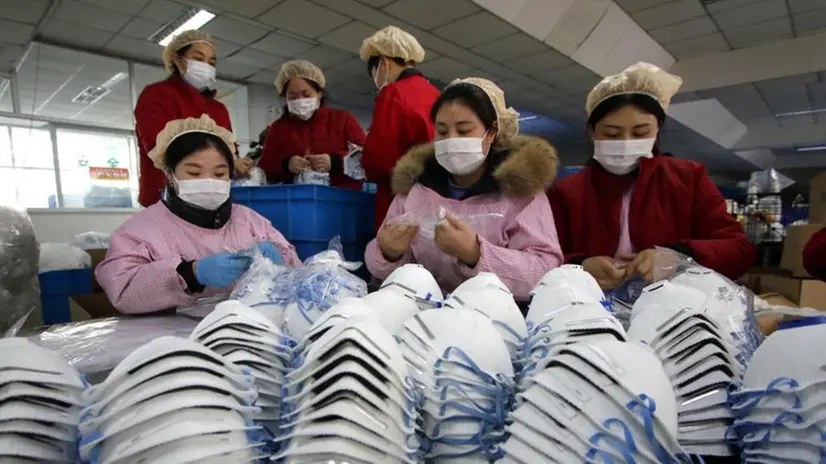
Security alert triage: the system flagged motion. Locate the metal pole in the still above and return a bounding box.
[49,125,64,207]
[10,69,21,114]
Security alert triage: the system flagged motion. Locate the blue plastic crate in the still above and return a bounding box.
[232,185,375,262]
[38,269,94,325]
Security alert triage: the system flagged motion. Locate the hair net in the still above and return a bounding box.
[448,77,520,145]
[585,62,683,116]
[359,26,426,64]
[274,60,327,94]
[148,114,237,170]
[162,30,215,72]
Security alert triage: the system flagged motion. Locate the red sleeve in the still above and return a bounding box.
[680,166,757,279]
[362,88,405,184]
[332,111,367,158]
[547,184,588,265]
[258,122,290,184]
[803,228,826,280]
[134,86,177,155]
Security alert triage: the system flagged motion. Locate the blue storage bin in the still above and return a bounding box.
[38,269,94,325]
[232,185,375,262]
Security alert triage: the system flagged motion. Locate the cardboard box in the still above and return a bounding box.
[810,172,826,223]
[780,224,823,277]
[70,248,120,319]
[759,274,826,311]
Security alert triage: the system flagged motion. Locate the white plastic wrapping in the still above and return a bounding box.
[229,249,295,325]
[73,231,111,250]
[26,316,199,374]
[38,243,92,272]
[232,166,267,186]
[387,205,504,241]
[343,142,365,181]
[295,170,330,186]
[0,204,40,335]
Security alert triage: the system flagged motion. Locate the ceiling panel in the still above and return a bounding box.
[381,0,478,30]
[212,38,243,59]
[614,0,675,14]
[470,33,547,62]
[78,0,152,14]
[724,17,792,48]
[250,32,316,57]
[259,0,351,39]
[788,0,823,13]
[504,49,573,74]
[631,0,705,30]
[663,32,730,59]
[138,0,186,22]
[54,0,132,33]
[293,45,354,67]
[431,11,517,48]
[40,20,114,49]
[192,0,281,17]
[706,0,765,14]
[224,47,284,68]
[712,0,787,31]
[0,19,34,46]
[201,16,269,46]
[120,17,164,40]
[104,35,165,61]
[792,8,826,34]
[317,21,376,54]
[649,16,717,44]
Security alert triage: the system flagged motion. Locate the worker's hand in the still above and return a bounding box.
[307,154,332,173]
[435,214,481,267]
[624,248,658,283]
[288,156,311,174]
[582,256,626,290]
[234,157,254,176]
[194,252,252,288]
[256,242,283,265]
[378,222,419,261]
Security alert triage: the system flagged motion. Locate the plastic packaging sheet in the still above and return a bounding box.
[73,231,111,250]
[176,294,231,319]
[343,142,365,181]
[38,243,92,272]
[387,205,504,241]
[295,170,330,186]
[25,315,199,374]
[227,248,295,325]
[232,166,267,186]
[747,168,794,194]
[0,204,41,336]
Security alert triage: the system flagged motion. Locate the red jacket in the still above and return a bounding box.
[362,70,441,231]
[804,228,826,280]
[259,105,366,190]
[135,76,232,207]
[548,155,757,279]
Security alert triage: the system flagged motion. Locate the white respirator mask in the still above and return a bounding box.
[174,177,231,210]
[287,97,319,121]
[593,138,656,175]
[434,134,489,176]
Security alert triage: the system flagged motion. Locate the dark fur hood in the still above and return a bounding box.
[391,135,559,198]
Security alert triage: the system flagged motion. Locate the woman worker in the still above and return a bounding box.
[258,60,367,189]
[135,30,252,207]
[548,62,756,290]
[96,115,301,315]
[804,229,826,280]
[359,26,441,231]
[365,78,563,302]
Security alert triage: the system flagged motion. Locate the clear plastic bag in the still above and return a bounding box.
[38,243,92,272]
[25,316,199,374]
[295,170,330,186]
[285,237,367,341]
[232,166,267,186]
[228,248,296,326]
[0,204,41,335]
[176,294,231,319]
[387,206,504,241]
[74,231,110,250]
[343,142,365,181]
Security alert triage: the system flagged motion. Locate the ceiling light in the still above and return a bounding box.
[100,72,127,90]
[775,108,826,117]
[797,145,826,153]
[150,7,216,47]
[518,116,538,121]
[72,86,111,105]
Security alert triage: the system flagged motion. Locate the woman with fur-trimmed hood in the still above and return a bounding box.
[364,78,563,301]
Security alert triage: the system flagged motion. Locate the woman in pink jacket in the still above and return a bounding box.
[96,115,300,314]
[365,78,563,301]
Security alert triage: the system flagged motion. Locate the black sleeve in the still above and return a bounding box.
[330,153,344,176]
[176,260,205,294]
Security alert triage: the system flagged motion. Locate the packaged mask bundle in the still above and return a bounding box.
[0,204,41,335]
[229,249,296,327]
[343,142,365,181]
[74,231,111,250]
[232,166,267,187]
[388,205,504,241]
[295,170,329,186]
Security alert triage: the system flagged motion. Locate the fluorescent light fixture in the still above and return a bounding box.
[154,8,215,47]
[775,107,826,117]
[100,72,127,90]
[797,145,826,153]
[72,86,111,105]
[518,116,538,121]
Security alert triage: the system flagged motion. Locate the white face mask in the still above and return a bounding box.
[287,97,319,120]
[182,60,217,91]
[434,134,489,176]
[593,138,656,175]
[174,177,230,210]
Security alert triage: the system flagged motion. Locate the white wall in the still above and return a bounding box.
[246,83,282,143]
[28,208,136,243]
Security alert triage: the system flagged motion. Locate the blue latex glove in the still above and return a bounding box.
[194,252,252,288]
[257,242,284,264]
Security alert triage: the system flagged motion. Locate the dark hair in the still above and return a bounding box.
[587,93,666,128]
[429,83,498,133]
[170,45,193,77]
[165,132,235,172]
[366,56,409,76]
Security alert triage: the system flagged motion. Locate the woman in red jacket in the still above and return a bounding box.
[359,26,441,231]
[549,62,756,289]
[134,30,251,207]
[258,60,366,190]
[804,228,826,280]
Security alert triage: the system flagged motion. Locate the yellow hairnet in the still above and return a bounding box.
[359,26,425,64]
[148,115,237,170]
[585,62,683,116]
[448,77,520,146]
[274,60,327,94]
[162,30,215,72]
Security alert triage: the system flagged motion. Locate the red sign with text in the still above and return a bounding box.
[89,167,129,181]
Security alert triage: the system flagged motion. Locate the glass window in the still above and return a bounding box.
[56,129,137,208]
[0,119,57,208]
[17,43,132,130]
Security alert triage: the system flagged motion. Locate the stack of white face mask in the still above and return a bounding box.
[629,280,742,457]
[727,317,826,463]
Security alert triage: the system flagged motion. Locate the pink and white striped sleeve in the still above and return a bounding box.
[456,194,563,300]
[365,195,414,280]
[95,228,192,314]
